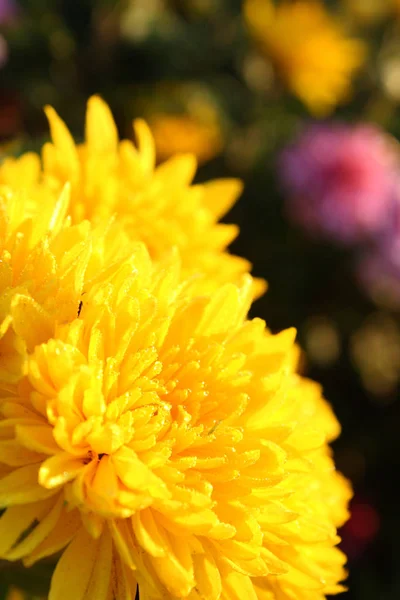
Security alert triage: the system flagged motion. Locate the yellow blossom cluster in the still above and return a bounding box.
[245,0,365,115]
[0,97,351,600]
[1,96,263,297]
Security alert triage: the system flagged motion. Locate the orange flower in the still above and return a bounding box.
[148,112,223,164]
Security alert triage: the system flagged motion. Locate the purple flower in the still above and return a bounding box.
[280,123,400,244]
[0,0,18,24]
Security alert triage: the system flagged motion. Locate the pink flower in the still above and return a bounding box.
[0,0,18,24]
[280,123,400,244]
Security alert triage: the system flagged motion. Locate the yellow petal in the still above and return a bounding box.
[109,552,138,600]
[86,96,118,154]
[201,179,243,220]
[0,496,56,556]
[112,447,169,500]
[44,105,79,179]
[83,528,113,600]
[49,528,111,600]
[6,494,64,560]
[150,539,195,598]
[0,259,12,292]
[109,519,138,571]
[87,455,119,513]
[16,424,59,455]
[154,154,197,188]
[0,439,45,466]
[11,294,53,352]
[0,464,56,507]
[133,119,156,175]
[197,284,241,336]
[193,551,222,600]
[39,453,87,488]
[23,505,81,567]
[221,568,258,600]
[48,184,71,235]
[132,509,167,558]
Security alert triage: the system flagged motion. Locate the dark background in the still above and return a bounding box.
[1,1,399,598]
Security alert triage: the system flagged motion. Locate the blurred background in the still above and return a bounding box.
[1,0,400,598]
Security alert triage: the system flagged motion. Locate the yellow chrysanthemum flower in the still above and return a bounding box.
[244,0,365,115]
[0,153,41,194]
[0,185,350,599]
[0,183,132,391]
[0,97,264,297]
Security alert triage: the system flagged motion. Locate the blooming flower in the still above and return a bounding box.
[0,0,17,25]
[148,112,223,164]
[0,185,351,599]
[0,96,264,297]
[0,182,132,391]
[280,123,400,244]
[244,0,365,115]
